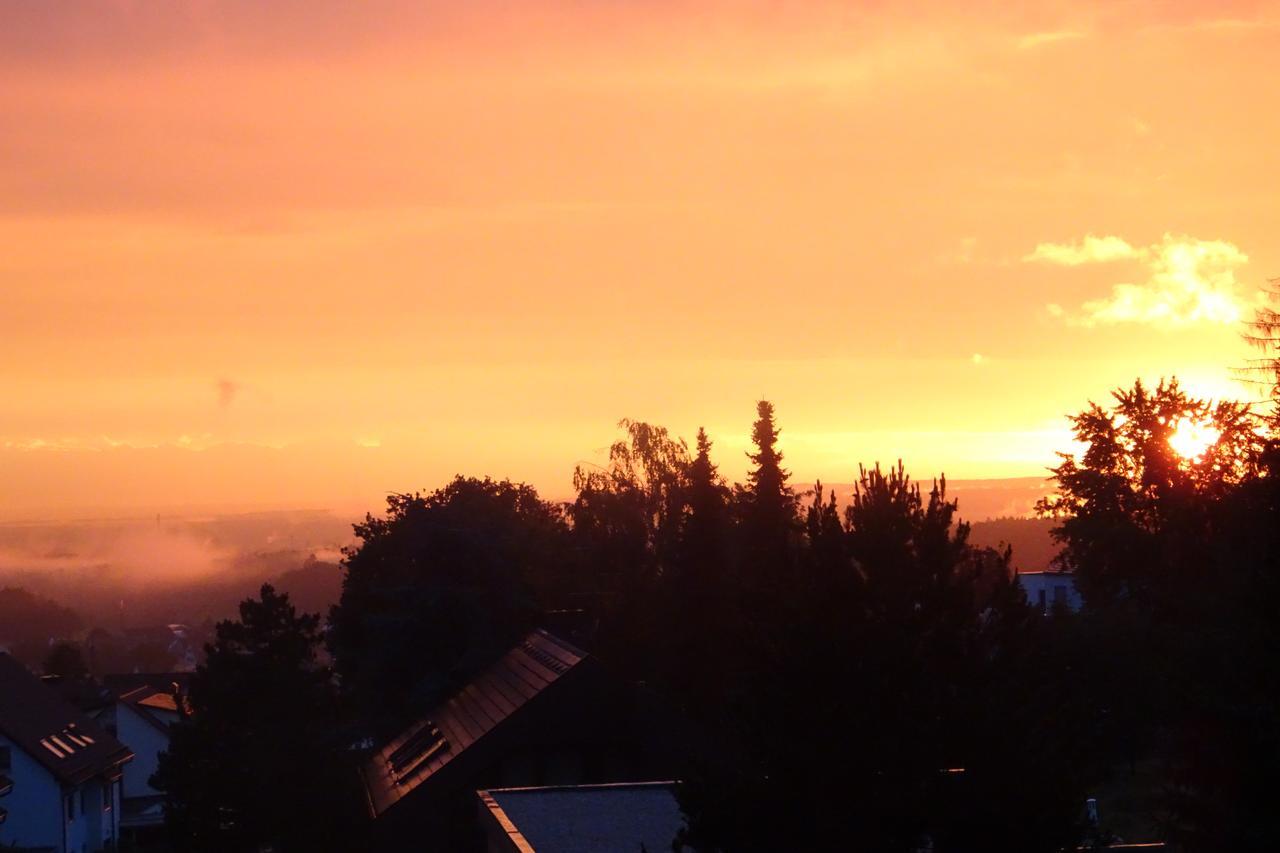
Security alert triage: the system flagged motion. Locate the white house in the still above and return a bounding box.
[97,685,182,835]
[1017,571,1083,614]
[0,653,133,853]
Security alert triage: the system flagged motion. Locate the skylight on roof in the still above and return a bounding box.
[38,727,93,760]
[520,639,571,673]
[388,721,449,784]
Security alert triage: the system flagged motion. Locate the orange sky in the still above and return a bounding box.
[2,1,1278,518]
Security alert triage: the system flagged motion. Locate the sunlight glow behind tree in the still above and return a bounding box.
[1168,417,1222,461]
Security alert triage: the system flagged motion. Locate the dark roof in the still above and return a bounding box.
[361,630,587,818]
[102,672,193,694]
[0,653,133,786]
[477,782,684,853]
[42,675,116,714]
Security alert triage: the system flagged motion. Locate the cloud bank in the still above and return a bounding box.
[1029,234,1255,328]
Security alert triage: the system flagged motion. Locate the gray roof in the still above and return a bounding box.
[477,782,684,853]
[0,653,133,786]
[362,630,588,818]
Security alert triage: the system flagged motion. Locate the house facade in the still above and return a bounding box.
[98,685,182,835]
[1018,570,1083,614]
[0,654,133,853]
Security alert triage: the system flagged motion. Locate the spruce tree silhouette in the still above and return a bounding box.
[660,427,735,713]
[153,585,360,853]
[677,446,1091,853]
[736,400,798,592]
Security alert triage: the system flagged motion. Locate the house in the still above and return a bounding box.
[476,781,685,853]
[1018,570,1083,614]
[0,653,134,853]
[361,630,681,851]
[97,683,184,839]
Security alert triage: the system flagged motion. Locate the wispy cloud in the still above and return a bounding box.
[1023,234,1138,266]
[1031,234,1256,328]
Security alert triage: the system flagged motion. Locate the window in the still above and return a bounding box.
[1037,589,1047,612]
[80,786,88,814]
[0,745,10,771]
[66,793,75,821]
[1053,585,1069,606]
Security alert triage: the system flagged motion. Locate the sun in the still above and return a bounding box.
[1169,417,1221,461]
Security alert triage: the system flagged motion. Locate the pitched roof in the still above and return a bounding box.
[115,686,183,733]
[477,782,684,853]
[102,672,193,695]
[0,653,133,786]
[361,630,587,818]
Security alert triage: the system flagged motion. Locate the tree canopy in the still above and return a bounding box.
[153,584,360,853]
[1036,377,1280,850]
[329,476,571,730]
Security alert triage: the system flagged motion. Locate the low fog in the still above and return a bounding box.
[0,510,354,630]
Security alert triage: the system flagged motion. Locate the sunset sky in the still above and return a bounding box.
[2,0,1278,518]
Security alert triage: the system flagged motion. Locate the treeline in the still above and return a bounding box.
[0,586,83,663]
[157,387,1280,852]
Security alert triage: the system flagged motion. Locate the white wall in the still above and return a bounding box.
[115,704,169,799]
[0,734,122,853]
[0,732,64,851]
[1018,572,1083,613]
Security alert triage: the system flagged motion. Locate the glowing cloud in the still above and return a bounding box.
[1023,235,1138,266]
[1032,234,1254,328]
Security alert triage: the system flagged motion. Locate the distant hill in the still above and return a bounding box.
[968,516,1059,573]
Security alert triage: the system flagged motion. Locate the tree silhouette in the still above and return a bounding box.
[42,641,88,679]
[570,419,691,593]
[678,456,1092,852]
[0,587,83,668]
[1036,377,1262,610]
[1241,280,1280,418]
[153,584,359,853]
[802,480,846,583]
[1037,376,1280,849]
[735,400,798,590]
[329,476,569,730]
[658,427,735,712]
[674,427,731,584]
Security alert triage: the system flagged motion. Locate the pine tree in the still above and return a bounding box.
[678,428,730,580]
[803,480,846,583]
[660,428,733,711]
[737,401,798,582]
[153,585,361,852]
